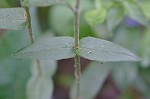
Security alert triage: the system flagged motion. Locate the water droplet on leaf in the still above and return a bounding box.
[88,51,92,53]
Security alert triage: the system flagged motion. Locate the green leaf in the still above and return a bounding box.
[113,24,142,53]
[78,37,141,62]
[0,0,20,7]
[133,75,150,97]
[27,77,53,99]
[84,8,107,26]
[94,23,113,39]
[27,60,57,99]
[0,30,30,59]
[50,6,74,36]
[140,67,150,86]
[31,60,57,77]
[0,0,10,8]
[0,58,31,99]
[141,29,150,67]
[96,0,113,9]
[70,62,112,99]
[0,8,28,30]
[13,36,75,60]
[21,0,64,7]
[123,1,149,27]
[50,4,94,38]
[95,0,101,9]
[107,7,124,32]
[139,1,150,20]
[112,62,138,90]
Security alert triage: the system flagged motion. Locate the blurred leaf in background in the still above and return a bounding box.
[49,0,95,38]
[140,29,150,67]
[0,0,20,8]
[0,30,30,59]
[70,62,112,99]
[27,60,57,99]
[0,58,31,99]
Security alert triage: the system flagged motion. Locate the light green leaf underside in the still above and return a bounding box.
[112,62,138,90]
[0,58,31,99]
[13,36,75,60]
[31,60,57,77]
[78,37,141,62]
[27,77,53,99]
[21,0,64,7]
[70,62,112,99]
[27,60,57,99]
[0,8,28,30]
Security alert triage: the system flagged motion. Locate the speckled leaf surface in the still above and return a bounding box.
[13,36,75,60]
[78,37,141,62]
[21,0,64,7]
[0,8,28,30]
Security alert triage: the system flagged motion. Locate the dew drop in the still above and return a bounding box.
[88,51,92,53]
[100,45,104,48]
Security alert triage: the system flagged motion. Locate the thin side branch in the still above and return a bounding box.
[25,7,42,76]
[25,7,35,43]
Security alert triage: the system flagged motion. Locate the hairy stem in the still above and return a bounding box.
[25,8,41,76]
[25,7,35,43]
[74,0,81,99]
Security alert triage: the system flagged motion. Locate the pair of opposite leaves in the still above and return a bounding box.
[0,8,141,62]
[13,36,141,62]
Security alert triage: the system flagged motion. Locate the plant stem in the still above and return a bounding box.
[25,7,35,43]
[74,0,81,99]
[25,7,41,76]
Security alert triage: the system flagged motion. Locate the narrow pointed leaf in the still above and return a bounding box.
[70,62,112,99]
[13,36,75,60]
[27,60,57,99]
[78,37,141,62]
[0,8,28,30]
[21,0,64,7]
